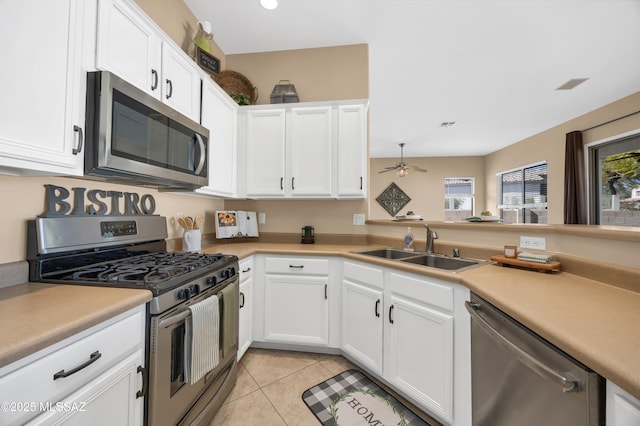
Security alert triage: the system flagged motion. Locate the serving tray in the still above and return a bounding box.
[491,255,561,273]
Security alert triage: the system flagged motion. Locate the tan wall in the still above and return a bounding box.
[369,156,486,220]
[0,175,223,264]
[134,0,226,68]
[484,91,640,224]
[226,44,369,104]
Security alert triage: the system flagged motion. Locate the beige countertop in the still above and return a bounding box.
[0,283,151,368]
[204,241,640,400]
[2,241,638,401]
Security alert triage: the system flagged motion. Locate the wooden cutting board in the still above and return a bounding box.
[491,255,561,273]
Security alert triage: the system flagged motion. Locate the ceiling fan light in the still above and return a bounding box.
[397,168,408,177]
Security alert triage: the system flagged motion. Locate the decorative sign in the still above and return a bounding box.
[195,46,220,77]
[42,184,156,217]
[376,182,411,217]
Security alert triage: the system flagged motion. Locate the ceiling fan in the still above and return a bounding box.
[378,143,427,177]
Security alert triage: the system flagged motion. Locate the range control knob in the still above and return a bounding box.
[227,267,236,277]
[206,276,217,286]
[177,289,190,300]
[189,285,200,296]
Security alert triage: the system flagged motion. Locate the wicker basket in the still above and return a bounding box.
[213,70,258,104]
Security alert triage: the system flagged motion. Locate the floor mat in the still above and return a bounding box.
[302,369,432,425]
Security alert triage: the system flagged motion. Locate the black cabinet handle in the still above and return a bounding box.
[136,365,147,399]
[72,125,83,155]
[240,292,245,308]
[375,299,380,317]
[360,176,363,190]
[389,305,394,324]
[324,284,328,300]
[280,177,284,190]
[151,69,158,90]
[242,267,252,273]
[53,351,101,380]
[166,79,173,99]
[291,177,295,190]
[289,265,304,269]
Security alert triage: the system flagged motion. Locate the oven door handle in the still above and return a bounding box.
[159,310,191,329]
[465,301,579,393]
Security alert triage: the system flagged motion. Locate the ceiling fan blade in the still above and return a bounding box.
[406,165,428,172]
[378,168,397,174]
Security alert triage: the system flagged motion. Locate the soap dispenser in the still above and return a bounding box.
[403,227,414,251]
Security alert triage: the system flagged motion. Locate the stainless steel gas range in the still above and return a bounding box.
[27,215,239,426]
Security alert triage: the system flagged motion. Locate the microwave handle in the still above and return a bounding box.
[194,133,206,175]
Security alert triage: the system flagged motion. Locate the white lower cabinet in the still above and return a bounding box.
[0,305,145,426]
[341,261,470,426]
[607,381,640,426]
[238,256,254,360]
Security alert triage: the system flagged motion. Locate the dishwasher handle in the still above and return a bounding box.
[465,301,579,393]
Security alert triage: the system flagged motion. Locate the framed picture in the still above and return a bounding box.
[195,46,221,77]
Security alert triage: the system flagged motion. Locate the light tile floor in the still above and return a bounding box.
[209,348,439,426]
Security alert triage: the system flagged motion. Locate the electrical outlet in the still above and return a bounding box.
[520,236,546,250]
[258,212,266,224]
[353,214,366,225]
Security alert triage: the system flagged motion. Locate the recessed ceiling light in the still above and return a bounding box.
[555,78,589,90]
[260,0,278,10]
[440,121,457,128]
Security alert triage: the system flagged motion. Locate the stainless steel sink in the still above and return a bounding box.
[353,248,421,259]
[399,254,481,271]
[353,248,485,272]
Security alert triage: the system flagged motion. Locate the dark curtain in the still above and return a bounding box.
[564,131,588,224]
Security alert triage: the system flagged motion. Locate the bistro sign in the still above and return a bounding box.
[42,184,156,217]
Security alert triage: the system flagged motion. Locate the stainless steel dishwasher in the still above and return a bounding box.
[465,293,603,426]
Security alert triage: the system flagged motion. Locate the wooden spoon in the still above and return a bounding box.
[194,214,203,230]
[185,216,194,230]
[178,217,189,230]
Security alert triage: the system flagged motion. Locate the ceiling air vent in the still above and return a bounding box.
[555,78,589,90]
[440,121,457,128]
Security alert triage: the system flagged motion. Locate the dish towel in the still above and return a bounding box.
[517,252,553,263]
[220,283,238,358]
[184,295,220,384]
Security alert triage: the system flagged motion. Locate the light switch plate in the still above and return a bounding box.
[258,212,266,224]
[353,214,366,225]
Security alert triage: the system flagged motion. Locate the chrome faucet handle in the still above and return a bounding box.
[453,248,460,258]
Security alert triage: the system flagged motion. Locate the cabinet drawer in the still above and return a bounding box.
[0,308,144,425]
[239,257,254,283]
[388,271,454,312]
[265,257,329,275]
[343,261,383,289]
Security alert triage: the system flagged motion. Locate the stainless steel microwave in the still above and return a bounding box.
[85,71,208,190]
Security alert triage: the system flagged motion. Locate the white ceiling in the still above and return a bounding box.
[184,0,640,158]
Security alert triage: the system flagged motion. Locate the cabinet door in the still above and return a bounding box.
[198,81,238,197]
[336,104,368,198]
[238,276,253,360]
[384,294,454,423]
[96,0,162,99]
[607,381,640,426]
[288,106,333,196]
[342,280,383,374]
[245,109,287,197]
[0,0,85,175]
[161,43,201,121]
[27,350,144,426]
[264,274,329,346]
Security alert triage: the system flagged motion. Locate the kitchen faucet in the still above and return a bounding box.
[425,224,438,254]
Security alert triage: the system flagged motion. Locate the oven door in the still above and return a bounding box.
[147,278,238,426]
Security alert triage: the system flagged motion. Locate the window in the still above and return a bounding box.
[444,178,474,221]
[497,162,548,223]
[589,134,640,226]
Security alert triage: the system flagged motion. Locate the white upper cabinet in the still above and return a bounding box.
[198,80,238,197]
[241,100,368,199]
[96,0,201,122]
[288,106,333,196]
[245,109,287,197]
[0,0,87,176]
[336,104,368,198]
